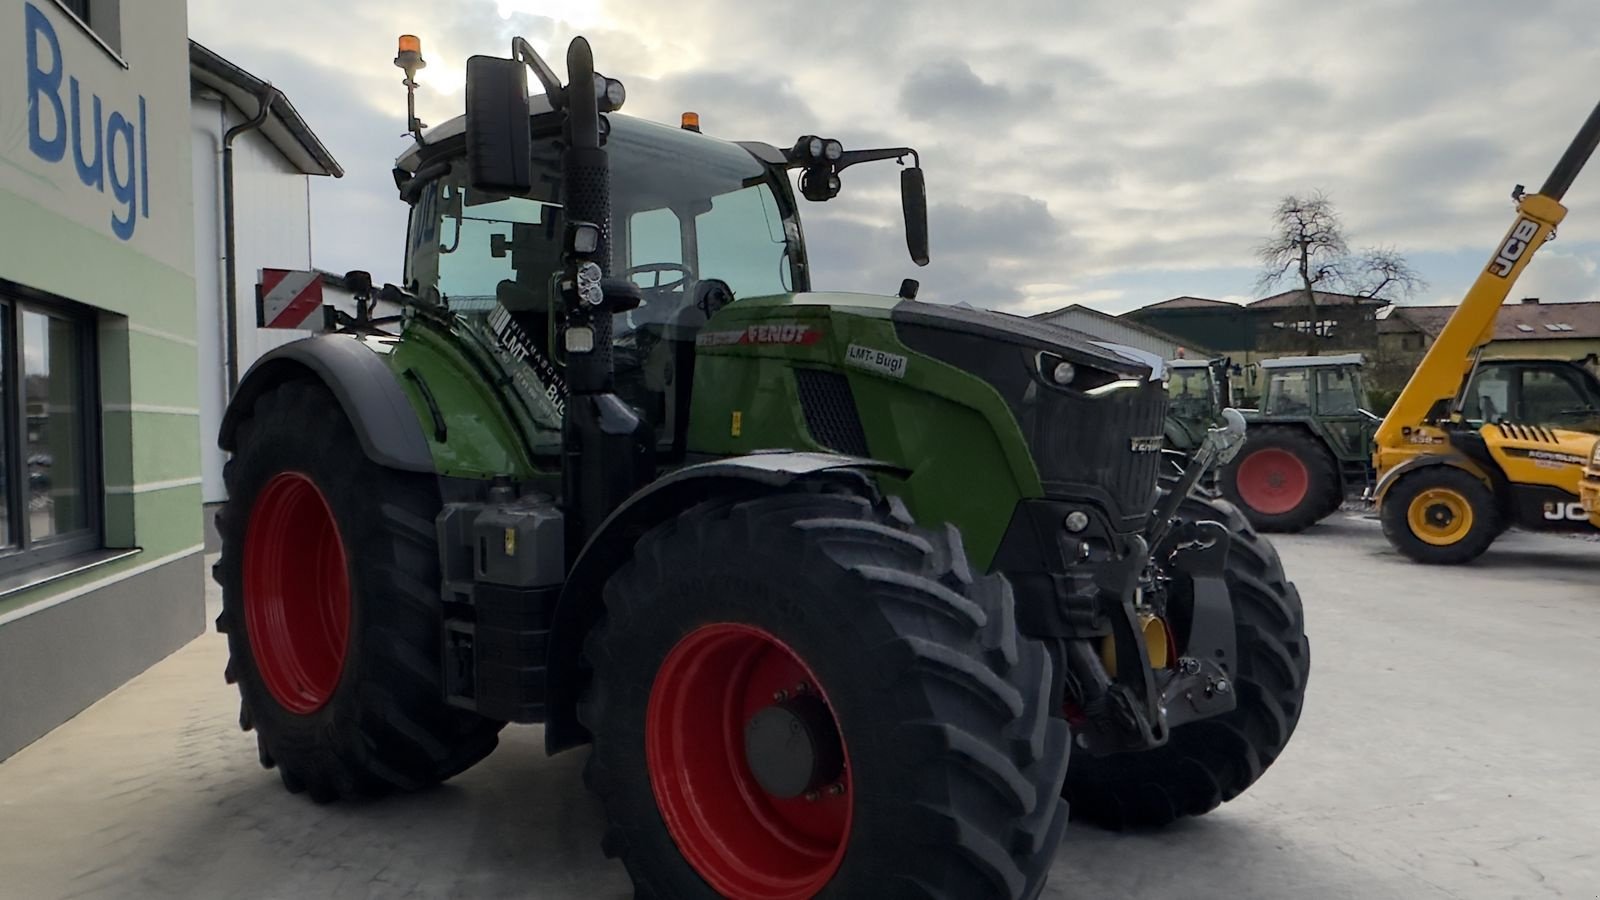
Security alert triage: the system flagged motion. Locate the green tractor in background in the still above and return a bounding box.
[1219,354,1377,532]
[213,34,1311,898]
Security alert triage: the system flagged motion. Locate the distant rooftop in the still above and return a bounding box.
[1247,290,1388,310]
[1131,295,1238,312]
[1381,298,1600,341]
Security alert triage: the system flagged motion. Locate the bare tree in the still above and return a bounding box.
[1256,192,1424,354]
[1352,244,1427,302]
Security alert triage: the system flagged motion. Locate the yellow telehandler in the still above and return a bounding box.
[1373,97,1600,563]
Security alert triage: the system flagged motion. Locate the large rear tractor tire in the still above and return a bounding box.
[579,488,1072,899]
[1220,425,1341,532]
[214,379,503,802]
[1379,467,1500,565]
[1064,492,1310,830]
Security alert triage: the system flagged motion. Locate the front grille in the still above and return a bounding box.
[795,368,870,456]
[1030,380,1167,532]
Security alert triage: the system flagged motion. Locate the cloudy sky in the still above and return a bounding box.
[189,0,1600,315]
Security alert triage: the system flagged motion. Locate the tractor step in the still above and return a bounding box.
[437,495,566,724]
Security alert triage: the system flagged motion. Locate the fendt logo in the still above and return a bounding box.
[1488,218,1541,278]
[1543,502,1589,522]
[22,2,151,240]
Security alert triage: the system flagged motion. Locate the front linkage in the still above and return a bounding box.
[1063,410,1251,756]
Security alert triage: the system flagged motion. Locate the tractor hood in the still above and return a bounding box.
[889,300,1157,382]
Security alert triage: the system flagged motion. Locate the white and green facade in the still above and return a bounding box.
[0,0,203,760]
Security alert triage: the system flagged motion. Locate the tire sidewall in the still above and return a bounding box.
[1222,427,1338,531]
[588,538,942,897]
[220,392,384,773]
[1380,468,1498,564]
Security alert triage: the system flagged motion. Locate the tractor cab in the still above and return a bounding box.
[1163,357,1231,451]
[392,90,926,464]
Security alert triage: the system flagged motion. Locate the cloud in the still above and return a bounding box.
[900,60,1039,124]
[186,0,1600,313]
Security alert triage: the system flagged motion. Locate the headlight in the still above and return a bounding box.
[576,261,604,307]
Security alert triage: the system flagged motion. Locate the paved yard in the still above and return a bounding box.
[1,515,1596,899]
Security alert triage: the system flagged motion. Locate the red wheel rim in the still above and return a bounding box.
[243,472,351,715]
[1235,447,1310,515]
[646,623,851,899]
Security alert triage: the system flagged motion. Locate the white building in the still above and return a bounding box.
[189,41,343,508]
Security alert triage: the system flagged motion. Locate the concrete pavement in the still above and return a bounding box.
[1,515,1596,899]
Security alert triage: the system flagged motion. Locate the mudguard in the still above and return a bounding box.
[543,450,909,754]
[218,336,435,473]
[1372,452,1495,505]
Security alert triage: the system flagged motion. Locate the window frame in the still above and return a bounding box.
[0,284,103,577]
[48,0,126,68]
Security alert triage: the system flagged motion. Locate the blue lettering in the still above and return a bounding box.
[25,2,66,162]
[70,78,104,190]
[22,3,151,240]
[107,112,136,239]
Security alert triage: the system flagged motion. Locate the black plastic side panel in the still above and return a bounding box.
[542,451,907,755]
[218,336,435,473]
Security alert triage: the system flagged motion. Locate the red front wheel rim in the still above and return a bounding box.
[1235,447,1310,515]
[646,623,852,899]
[243,472,351,715]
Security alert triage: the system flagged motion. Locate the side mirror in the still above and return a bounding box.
[464,55,532,194]
[901,167,929,266]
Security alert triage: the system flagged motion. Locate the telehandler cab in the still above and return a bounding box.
[214,34,1310,898]
[1373,97,1600,564]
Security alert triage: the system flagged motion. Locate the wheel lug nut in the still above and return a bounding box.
[827,782,845,796]
[803,791,819,802]
[794,682,808,694]
[773,690,788,702]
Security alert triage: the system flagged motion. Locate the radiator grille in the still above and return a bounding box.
[795,369,870,457]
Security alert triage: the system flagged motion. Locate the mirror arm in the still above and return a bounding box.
[780,146,921,171]
[512,37,566,106]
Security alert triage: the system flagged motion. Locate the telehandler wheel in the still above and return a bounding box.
[214,379,502,802]
[578,488,1071,899]
[1220,426,1341,533]
[1064,492,1310,830]
[1380,467,1500,565]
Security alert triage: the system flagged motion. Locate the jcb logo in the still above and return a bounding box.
[1543,502,1588,522]
[1488,218,1541,277]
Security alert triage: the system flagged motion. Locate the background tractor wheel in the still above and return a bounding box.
[1220,426,1341,533]
[214,379,502,802]
[1064,491,1311,830]
[578,488,1071,899]
[1380,467,1500,565]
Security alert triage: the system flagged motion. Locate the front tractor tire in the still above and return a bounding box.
[215,379,502,802]
[579,489,1072,899]
[1379,467,1500,565]
[1065,493,1311,830]
[1220,426,1341,533]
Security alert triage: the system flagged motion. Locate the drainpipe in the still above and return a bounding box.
[222,85,281,396]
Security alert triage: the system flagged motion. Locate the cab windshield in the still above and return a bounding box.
[404,115,800,333]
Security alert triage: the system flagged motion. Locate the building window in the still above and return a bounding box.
[0,290,100,572]
[50,0,123,58]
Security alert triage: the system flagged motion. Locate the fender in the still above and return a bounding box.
[1372,452,1494,505]
[543,450,909,754]
[218,336,434,473]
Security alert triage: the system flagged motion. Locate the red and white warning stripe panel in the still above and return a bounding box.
[257,268,325,329]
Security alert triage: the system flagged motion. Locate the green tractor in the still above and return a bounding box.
[214,35,1311,898]
[1218,354,1377,532]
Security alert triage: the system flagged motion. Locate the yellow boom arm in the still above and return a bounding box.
[1374,98,1600,470]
